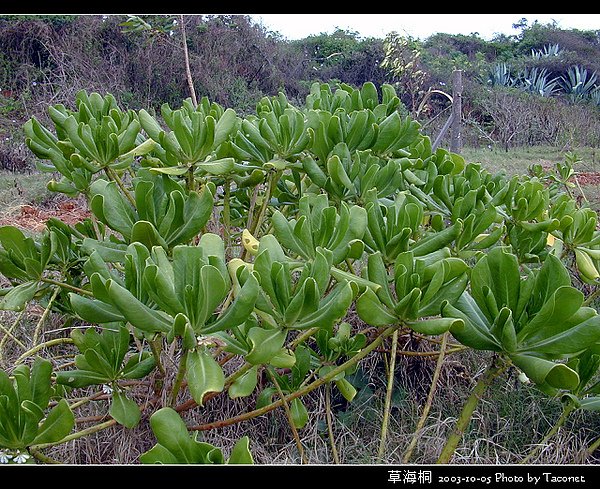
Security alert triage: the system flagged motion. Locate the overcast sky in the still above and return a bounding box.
[249,14,600,41]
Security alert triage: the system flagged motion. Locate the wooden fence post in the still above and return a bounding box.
[450,69,463,154]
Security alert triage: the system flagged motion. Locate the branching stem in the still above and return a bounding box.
[170,349,189,407]
[31,419,117,450]
[32,286,60,345]
[0,308,27,363]
[437,356,508,464]
[325,383,341,464]
[15,337,74,365]
[377,328,399,463]
[188,326,397,431]
[403,331,449,463]
[105,166,136,208]
[40,277,93,297]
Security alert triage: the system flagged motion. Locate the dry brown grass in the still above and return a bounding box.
[1,295,600,465]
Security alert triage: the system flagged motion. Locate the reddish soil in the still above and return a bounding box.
[575,172,600,186]
[0,201,90,232]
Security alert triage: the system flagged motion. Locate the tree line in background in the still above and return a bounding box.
[2,14,600,172]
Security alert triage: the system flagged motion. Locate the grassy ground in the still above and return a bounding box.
[0,169,54,209]
[462,145,600,176]
[463,145,600,211]
[1,145,600,464]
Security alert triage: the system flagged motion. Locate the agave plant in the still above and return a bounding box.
[486,63,516,88]
[530,43,562,59]
[517,67,559,97]
[560,65,598,102]
[590,86,600,107]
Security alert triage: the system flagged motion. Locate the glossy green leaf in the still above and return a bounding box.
[131,221,168,250]
[149,166,189,176]
[141,407,202,464]
[106,279,172,333]
[203,270,259,334]
[0,281,38,311]
[517,286,584,346]
[31,399,75,445]
[407,317,462,336]
[245,327,287,365]
[283,278,319,326]
[54,368,110,388]
[109,390,141,428]
[121,353,157,380]
[290,397,309,429]
[335,378,357,402]
[82,238,127,263]
[294,282,355,330]
[228,436,254,464]
[89,179,136,240]
[356,287,397,326]
[196,157,235,175]
[519,306,600,356]
[579,397,600,411]
[186,348,225,406]
[228,365,259,399]
[139,443,179,464]
[30,358,52,409]
[269,349,296,369]
[510,354,579,390]
[410,221,461,257]
[442,294,501,351]
[255,387,278,410]
[471,247,520,321]
[69,293,126,323]
[0,225,38,266]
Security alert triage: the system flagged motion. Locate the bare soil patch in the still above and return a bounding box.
[0,200,90,232]
[575,171,600,186]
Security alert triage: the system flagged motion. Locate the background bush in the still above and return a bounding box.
[1,15,600,163]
